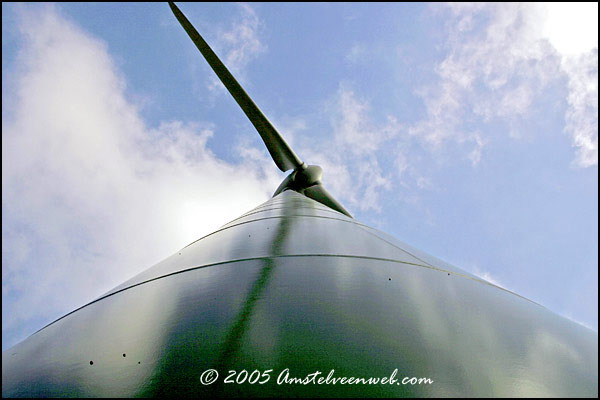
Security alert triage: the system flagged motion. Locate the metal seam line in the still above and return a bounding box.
[222,209,461,276]
[222,205,342,227]
[221,208,444,275]
[182,214,372,250]
[245,200,336,215]
[31,253,543,338]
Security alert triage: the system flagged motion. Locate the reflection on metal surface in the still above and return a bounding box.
[218,206,293,366]
[2,1,597,394]
[140,202,294,397]
[2,191,598,397]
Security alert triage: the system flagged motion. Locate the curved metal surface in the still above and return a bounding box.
[2,191,597,397]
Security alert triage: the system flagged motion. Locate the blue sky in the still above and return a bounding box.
[2,3,597,350]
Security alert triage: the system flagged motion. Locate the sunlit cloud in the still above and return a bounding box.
[2,4,273,349]
[562,52,598,168]
[541,3,598,168]
[413,3,597,167]
[2,1,596,352]
[541,3,598,57]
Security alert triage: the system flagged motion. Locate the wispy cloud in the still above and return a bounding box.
[302,85,402,213]
[2,5,273,349]
[207,3,266,94]
[413,3,597,167]
[562,52,598,168]
[278,3,597,215]
[345,42,368,64]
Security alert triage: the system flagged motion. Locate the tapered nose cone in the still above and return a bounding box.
[2,191,597,397]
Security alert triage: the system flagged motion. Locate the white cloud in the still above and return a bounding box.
[2,5,273,348]
[220,4,265,70]
[541,3,598,168]
[207,3,266,93]
[415,3,597,167]
[414,4,557,147]
[332,85,393,156]
[562,52,598,168]
[541,3,598,57]
[309,85,399,213]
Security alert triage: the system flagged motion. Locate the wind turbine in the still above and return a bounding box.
[2,3,597,397]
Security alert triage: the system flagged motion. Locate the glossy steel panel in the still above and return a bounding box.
[2,191,597,397]
[101,192,436,298]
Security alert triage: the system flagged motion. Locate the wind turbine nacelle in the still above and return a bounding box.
[2,191,597,397]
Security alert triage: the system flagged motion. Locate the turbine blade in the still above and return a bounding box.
[303,184,352,218]
[169,2,303,172]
